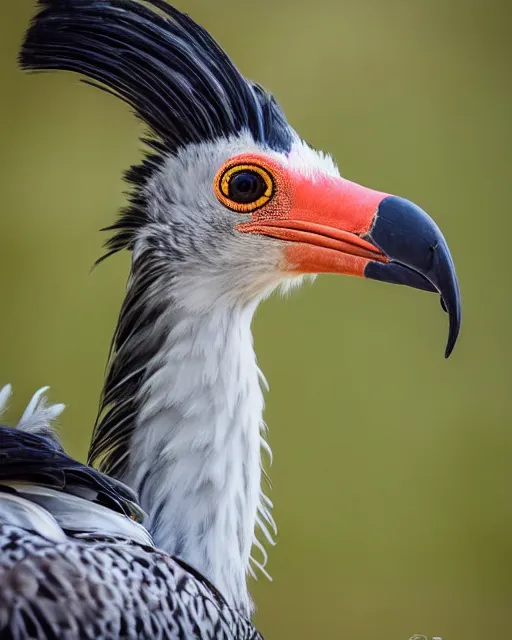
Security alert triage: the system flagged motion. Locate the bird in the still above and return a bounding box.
[0,0,461,637]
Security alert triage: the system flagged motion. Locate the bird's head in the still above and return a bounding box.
[21,0,461,355]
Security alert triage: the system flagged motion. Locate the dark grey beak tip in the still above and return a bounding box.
[364,195,461,357]
[431,239,461,358]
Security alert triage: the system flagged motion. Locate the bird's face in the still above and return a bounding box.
[149,133,460,355]
[21,0,460,355]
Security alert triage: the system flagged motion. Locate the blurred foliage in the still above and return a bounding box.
[0,1,511,638]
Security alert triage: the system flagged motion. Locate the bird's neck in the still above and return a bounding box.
[92,279,271,615]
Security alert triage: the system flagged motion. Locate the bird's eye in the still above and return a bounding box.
[215,163,274,213]
[229,171,266,204]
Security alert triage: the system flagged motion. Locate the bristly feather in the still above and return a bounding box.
[88,243,172,477]
[20,0,293,260]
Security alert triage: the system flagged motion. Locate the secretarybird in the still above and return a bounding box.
[0,0,461,637]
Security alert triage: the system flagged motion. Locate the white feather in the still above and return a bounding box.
[18,386,65,434]
[123,304,265,615]
[0,488,66,543]
[0,384,12,418]
[3,483,153,547]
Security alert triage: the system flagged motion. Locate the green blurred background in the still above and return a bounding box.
[0,1,511,638]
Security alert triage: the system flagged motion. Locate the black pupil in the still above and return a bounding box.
[228,171,266,204]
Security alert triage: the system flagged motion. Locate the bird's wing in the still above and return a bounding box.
[0,387,261,639]
[0,526,262,640]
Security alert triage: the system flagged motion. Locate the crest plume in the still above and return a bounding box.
[20,0,293,261]
[20,0,293,156]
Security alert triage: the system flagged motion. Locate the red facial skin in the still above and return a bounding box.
[215,153,390,278]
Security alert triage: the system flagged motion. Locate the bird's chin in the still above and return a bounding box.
[276,273,317,297]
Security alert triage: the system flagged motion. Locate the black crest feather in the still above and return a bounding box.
[20,0,293,157]
[19,0,293,261]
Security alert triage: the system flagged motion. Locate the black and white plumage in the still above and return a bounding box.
[4,0,460,637]
[21,0,297,615]
[0,386,260,640]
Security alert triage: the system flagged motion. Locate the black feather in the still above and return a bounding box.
[87,244,171,476]
[20,0,292,159]
[0,426,142,520]
[20,0,293,258]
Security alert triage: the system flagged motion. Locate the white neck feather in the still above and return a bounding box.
[121,301,270,614]
[90,137,330,614]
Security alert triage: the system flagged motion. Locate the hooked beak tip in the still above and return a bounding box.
[364,195,461,357]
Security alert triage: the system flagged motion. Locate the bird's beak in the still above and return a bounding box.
[238,174,461,357]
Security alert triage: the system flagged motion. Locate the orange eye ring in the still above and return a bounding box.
[215,163,275,213]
